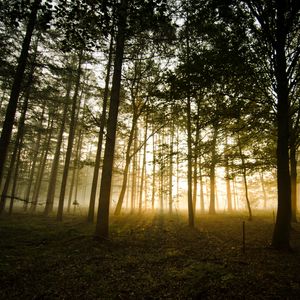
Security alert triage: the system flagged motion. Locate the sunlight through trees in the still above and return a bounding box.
[0,0,299,250]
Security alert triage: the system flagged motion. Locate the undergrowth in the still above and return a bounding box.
[0,211,299,299]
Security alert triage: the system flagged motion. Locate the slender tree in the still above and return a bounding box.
[95,0,128,239]
[0,0,41,186]
[57,50,83,221]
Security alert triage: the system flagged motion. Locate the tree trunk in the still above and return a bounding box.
[67,128,82,213]
[159,132,165,213]
[185,10,194,227]
[176,128,180,206]
[233,177,238,210]
[209,126,218,214]
[290,134,297,222]
[151,131,156,211]
[139,116,148,213]
[30,115,54,212]
[8,140,23,215]
[225,136,232,212]
[260,172,268,210]
[0,0,40,185]
[131,128,138,213]
[95,0,128,239]
[114,117,138,215]
[23,105,45,210]
[271,0,291,249]
[87,32,114,223]
[192,99,201,212]
[67,97,84,213]
[199,156,205,213]
[237,133,252,220]
[168,123,174,214]
[57,51,83,221]
[0,93,30,214]
[44,79,71,216]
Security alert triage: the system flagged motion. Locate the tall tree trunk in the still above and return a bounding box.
[0,92,29,214]
[8,139,23,215]
[159,132,164,213]
[271,0,291,250]
[168,123,174,214]
[0,0,40,185]
[237,133,252,220]
[225,136,232,212]
[73,131,83,211]
[139,117,148,213]
[233,177,238,210]
[186,81,194,225]
[192,99,200,212]
[209,126,218,214]
[67,155,76,213]
[44,79,71,216]
[260,172,268,209]
[57,51,83,221]
[30,115,54,212]
[290,138,297,222]
[176,128,180,205]
[95,0,128,239]
[185,11,194,227]
[131,128,138,213]
[23,105,45,210]
[0,36,39,213]
[199,156,205,212]
[151,131,156,211]
[114,117,137,215]
[67,96,84,213]
[88,32,114,223]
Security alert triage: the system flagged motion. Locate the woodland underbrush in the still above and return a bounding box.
[0,211,300,299]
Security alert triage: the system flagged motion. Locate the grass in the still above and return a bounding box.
[0,211,300,299]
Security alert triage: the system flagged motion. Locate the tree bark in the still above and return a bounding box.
[30,115,54,212]
[44,78,71,216]
[8,139,23,215]
[168,122,174,214]
[271,0,291,249]
[95,0,128,239]
[237,133,252,220]
[0,0,40,185]
[151,131,156,210]
[114,117,138,215]
[57,51,83,221]
[199,156,205,213]
[87,32,114,223]
[0,90,30,214]
[193,99,201,212]
[290,132,298,222]
[130,128,138,213]
[23,105,45,210]
[260,172,268,210]
[209,126,218,214]
[139,116,148,213]
[225,135,232,212]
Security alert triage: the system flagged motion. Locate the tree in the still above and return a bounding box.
[238,0,300,249]
[57,50,83,221]
[95,0,128,239]
[87,31,114,223]
[0,0,51,186]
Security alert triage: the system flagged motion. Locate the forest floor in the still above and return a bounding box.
[0,211,300,299]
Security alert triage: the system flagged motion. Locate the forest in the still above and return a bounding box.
[0,0,300,299]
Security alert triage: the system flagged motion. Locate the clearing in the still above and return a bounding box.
[0,211,300,299]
